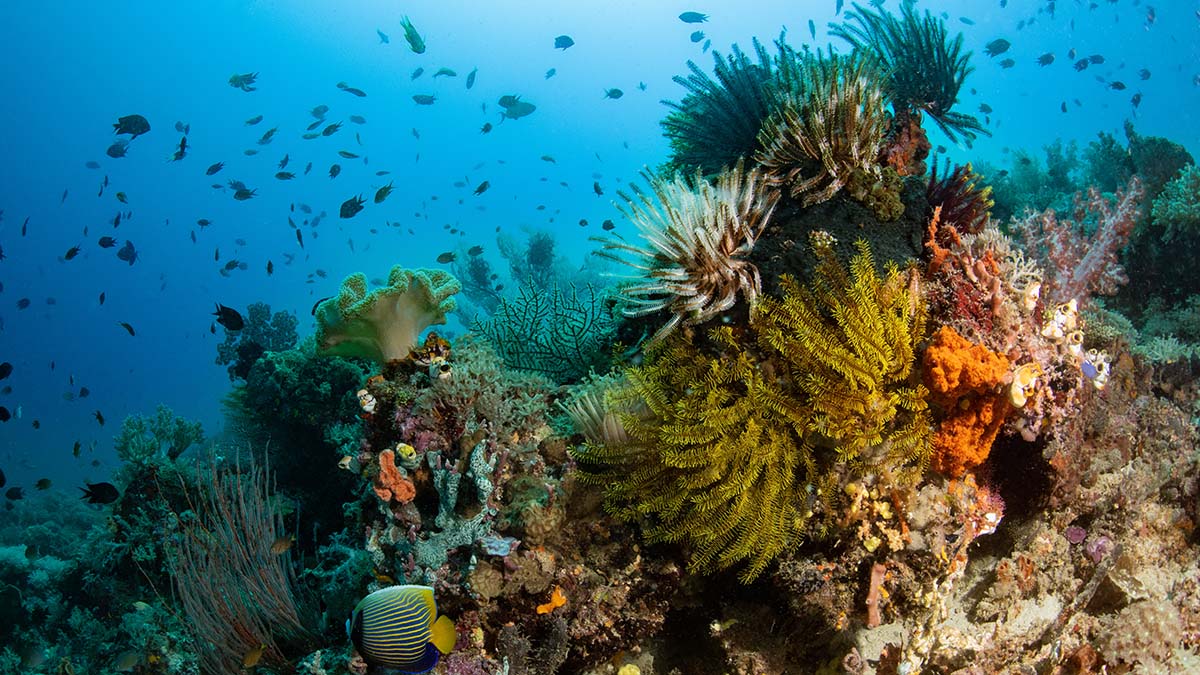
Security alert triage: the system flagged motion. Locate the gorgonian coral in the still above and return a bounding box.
[756,50,891,209]
[830,2,987,146]
[594,160,779,342]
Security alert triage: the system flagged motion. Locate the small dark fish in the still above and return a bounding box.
[94,410,105,425]
[985,38,1011,56]
[116,240,138,265]
[112,114,151,138]
[106,140,130,158]
[337,81,367,97]
[233,188,256,201]
[340,195,366,218]
[473,181,490,195]
[349,115,367,124]
[545,68,556,79]
[1138,68,1150,81]
[1074,58,1089,71]
[579,219,588,227]
[5,487,22,500]
[432,68,456,78]
[267,260,274,275]
[329,164,342,179]
[978,103,993,114]
[1037,52,1054,66]
[411,67,424,80]
[602,219,615,231]
[603,88,623,99]
[79,386,89,398]
[85,160,101,169]
[400,15,425,54]
[691,30,705,43]
[17,298,31,310]
[35,479,50,490]
[1088,54,1104,64]
[98,292,105,305]
[72,441,81,457]
[377,28,389,43]
[468,245,483,256]
[80,481,119,505]
[322,122,342,136]
[275,171,296,180]
[213,303,245,331]
[807,19,815,39]
[118,322,135,336]
[1109,81,1126,91]
[374,182,395,204]
[554,35,574,49]
[999,58,1015,69]
[466,68,477,89]
[960,16,975,25]
[64,245,82,260]
[296,229,304,248]
[0,363,9,379]
[412,94,436,105]
[338,150,360,159]
[1131,92,1142,108]
[244,114,263,126]
[206,162,224,175]
[679,11,707,23]
[480,122,493,134]
[436,251,456,264]
[593,181,604,196]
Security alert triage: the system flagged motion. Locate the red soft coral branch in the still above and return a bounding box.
[1016,176,1145,306]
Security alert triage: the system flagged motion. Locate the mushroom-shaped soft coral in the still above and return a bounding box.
[314,265,461,364]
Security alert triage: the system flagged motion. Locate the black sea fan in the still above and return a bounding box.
[661,38,778,174]
[831,2,989,146]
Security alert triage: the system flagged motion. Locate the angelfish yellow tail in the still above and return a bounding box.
[430,615,456,654]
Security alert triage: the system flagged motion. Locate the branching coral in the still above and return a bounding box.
[661,38,778,174]
[577,235,930,581]
[1151,164,1200,243]
[756,51,892,214]
[594,160,779,343]
[472,282,619,383]
[314,265,461,364]
[830,2,987,146]
[114,404,205,464]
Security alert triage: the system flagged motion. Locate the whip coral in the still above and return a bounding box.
[923,326,1011,477]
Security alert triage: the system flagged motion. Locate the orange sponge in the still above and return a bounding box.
[373,449,416,504]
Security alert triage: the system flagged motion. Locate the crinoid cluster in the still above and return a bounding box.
[927,160,994,236]
[576,234,931,582]
[831,2,987,146]
[594,160,779,343]
[661,38,779,174]
[756,50,890,209]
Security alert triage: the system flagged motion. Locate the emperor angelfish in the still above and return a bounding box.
[347,585,455,674]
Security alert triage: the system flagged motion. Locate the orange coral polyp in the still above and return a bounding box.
[923,326,1012,477]
[536,585,567,614]
[373,449,416,504]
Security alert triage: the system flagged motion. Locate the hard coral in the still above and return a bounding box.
[315,265,461,365]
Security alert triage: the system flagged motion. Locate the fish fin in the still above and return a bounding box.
[430,615,456,654]
[394,643,439,674]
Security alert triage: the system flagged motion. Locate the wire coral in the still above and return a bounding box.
[922,326,1011,477]
[661,38,778,174]
[756,51,893,214]
[314,265,461,364]
[830,2,987,146]
[472,282,619,383]
[594,160,779,343]
[577,234,930,581]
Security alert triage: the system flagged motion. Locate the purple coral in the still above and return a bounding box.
[1085,534,1114,563]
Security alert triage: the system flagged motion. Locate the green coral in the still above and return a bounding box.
[114,404,205,464]
[314,265,461,364]
[1151,165,1200,243]
[576,236,930,581]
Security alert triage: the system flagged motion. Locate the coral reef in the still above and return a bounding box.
[315,265,461,364]
[113,404,205,465]
[577,235,930,582]
[594,160,779,342]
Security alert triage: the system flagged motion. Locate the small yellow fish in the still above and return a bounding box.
[269,536,294,555]
[242,643,267,668]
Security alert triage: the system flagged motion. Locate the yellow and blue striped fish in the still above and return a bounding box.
[347,585,456,674]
